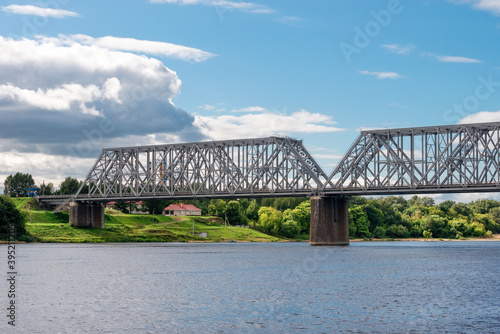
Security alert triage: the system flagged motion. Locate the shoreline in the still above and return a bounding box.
[350,234,500,242]
[3,235,500,244]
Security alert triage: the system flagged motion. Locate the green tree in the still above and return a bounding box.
[363,203,384,232]
[373,226,385,238]
[245,200,259,222]
[141,200,169,215]
[348,206,370,237]
[280,210,301,238]
[39,182,54,196]
[0,196,29,241]
[386,224,409,238]
[113,201,130,213]
[225,200,241,224]
[471,199,500,214]
[438,200,455,213]
[293,200,311,233]
[3,172,35,197]
[451,203,472,217]
[59,177,81,195]
[257,207,282,234]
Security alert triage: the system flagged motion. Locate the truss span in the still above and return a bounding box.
[323,122,500,195]
[75,137,328,201]
[71,121,500,202]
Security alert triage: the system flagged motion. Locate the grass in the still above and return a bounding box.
[12,198,281,243]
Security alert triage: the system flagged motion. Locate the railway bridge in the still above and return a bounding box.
[39,122,500,245]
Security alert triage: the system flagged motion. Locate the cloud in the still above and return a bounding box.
[194,110,344,140]
[2,5,80,18]
[381,44,415,55]
[458,110,500,123]
[197,103,226,112]
[436,55,482,63]
[359,71,403,79]
[275,16,306,25]
[149,0,274,14]
[0,35,205,159]
[231,106,267,113]
[450,0,500,16]
[51,34,215,62]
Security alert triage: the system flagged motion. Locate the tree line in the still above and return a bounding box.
[3,173,86,196]
[348,195,500,239]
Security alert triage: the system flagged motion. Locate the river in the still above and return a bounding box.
[2,241,500,333]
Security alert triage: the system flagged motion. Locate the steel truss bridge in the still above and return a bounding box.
[55,121,500,203]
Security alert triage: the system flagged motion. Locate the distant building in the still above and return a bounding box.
[105,201,116,210]
[163,203,202,216]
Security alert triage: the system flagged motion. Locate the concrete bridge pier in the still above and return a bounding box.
[69,202,105,228]
[309,196,349,246]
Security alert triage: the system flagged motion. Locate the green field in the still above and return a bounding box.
[14,198,282,243]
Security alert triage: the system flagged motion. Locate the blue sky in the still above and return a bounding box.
[1,0,500,202]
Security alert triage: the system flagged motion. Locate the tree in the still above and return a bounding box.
[3,172,35,197]
[113,201,130,213]
[39,182,54,196]
[293,200,311,233]
[438,200,455,213]
[373,226,385,238]
[245,200,259,222]
[0,196,28,241]
[59,177,80,195]
[386,225,409,238]
[257,207,282,234]
[280,210,301,238]
[225,200,241,224]
[141,200,169,215]
[348,206,370,237]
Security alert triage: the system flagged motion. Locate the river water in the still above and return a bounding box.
[2,241,500,333]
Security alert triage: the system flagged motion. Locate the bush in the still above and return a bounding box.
[0,196,28,241]
[385,224,409,238]
[373,226,385,238]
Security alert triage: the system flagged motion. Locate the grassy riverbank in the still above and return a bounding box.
[15,199,282,243]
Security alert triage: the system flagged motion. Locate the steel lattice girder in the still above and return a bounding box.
[75,137,329,201]
[323,122,500,195]
[71,121,500,202]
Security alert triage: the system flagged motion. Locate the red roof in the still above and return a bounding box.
[163,203,201,211]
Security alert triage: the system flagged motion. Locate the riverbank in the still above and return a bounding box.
[20,205,282,243]
[350,234,500,242]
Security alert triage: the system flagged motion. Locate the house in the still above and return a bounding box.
[163,203,202,216]
[105,201,116,210]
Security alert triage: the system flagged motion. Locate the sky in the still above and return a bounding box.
[1,0,500,202]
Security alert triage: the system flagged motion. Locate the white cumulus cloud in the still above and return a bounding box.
[231,106,267,113]
[359,71,403,79]
[0,35,205,159]
[381,44,415,55]
[436,55,481,63]
[2,4,80,18]
[68,34,215,62]
[450,0,500,16]
[149,0,274,14]
[194,110,343,140]
[459,110,500,124]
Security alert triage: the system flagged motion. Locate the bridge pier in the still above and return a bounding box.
[69,202,105,228]
[309,196,349,246]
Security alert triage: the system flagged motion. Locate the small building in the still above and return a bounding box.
[105,201,116,210]
[163,203,202,216]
